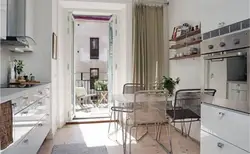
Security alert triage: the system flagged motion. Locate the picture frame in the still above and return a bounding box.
[52,32,58,59]
[90,37,99,59]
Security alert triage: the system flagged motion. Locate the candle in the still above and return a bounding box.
[155,61,158,80]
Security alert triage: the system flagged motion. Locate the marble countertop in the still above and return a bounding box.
[202,94,250,115]
[0,83,50,103]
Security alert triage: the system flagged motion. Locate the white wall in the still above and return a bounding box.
[168,0,201,89]
[0,46,12,85]
[74,20,109,80]
[168,0,202,142]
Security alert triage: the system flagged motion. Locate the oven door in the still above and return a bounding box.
[203,49,248,101]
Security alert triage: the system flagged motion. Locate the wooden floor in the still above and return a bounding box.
[38,123,200,154]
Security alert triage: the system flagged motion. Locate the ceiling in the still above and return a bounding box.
[60,1,127,10]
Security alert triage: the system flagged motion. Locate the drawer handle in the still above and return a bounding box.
[23,96,29,100]
[46,113,50,116]
[38,91,43,94]
[38,123,43,126]
[217,142,224,148]
[218,112,225,118]
[23,139,29,144]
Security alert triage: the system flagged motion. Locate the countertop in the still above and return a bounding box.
[202,94,250,115]
[0,83,50,103]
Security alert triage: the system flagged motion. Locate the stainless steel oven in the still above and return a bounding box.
[201,28,249,102]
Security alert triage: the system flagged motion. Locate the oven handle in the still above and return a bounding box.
[204,51,247,60]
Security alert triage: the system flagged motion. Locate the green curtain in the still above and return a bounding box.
[133,4,164,88]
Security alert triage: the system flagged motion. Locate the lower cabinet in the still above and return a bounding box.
[2,84,51,154]
[201,131,249,154]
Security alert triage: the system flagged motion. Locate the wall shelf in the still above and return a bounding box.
[169,40,202,50]
[170,29,201,41]
[169,54,200,60]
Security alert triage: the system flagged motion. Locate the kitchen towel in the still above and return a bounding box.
[0,101,13,150]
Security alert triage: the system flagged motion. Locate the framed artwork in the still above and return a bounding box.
[52,32,58,59]
[90,37,99,59]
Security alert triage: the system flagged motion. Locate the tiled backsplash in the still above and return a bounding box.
[0,46,13,85]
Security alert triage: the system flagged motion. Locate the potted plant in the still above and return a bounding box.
[14,59,24,80]
[161,76,180,96]
[94,80,108,91]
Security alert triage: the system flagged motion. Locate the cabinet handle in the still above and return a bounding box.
[46,113,50,116]
[23,139,29,144]
[23,96,29,100]
[12,103,17,107]
[38,123,43,126]
[38,91,43,94]
[217,142,224,148]
[218,112,225,118]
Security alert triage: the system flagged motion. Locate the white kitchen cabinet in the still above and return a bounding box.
[1,84,51,154]
[201,131,249,154]
[0,2,7,39]
[228,82,248,102]
[201,0,250,33]
[201,104,250,152]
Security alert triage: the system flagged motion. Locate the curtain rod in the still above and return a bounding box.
[134,0,169,5]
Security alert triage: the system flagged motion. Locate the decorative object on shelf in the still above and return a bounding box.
[195,25,199,30]
[14,59,24,77]
[169,40,202,50]
[161,76,180,96]
[170,53,200,60]
[170,29,201,41]
[90,37,99,59]
[52,32,58,59]
[94,80,108,91]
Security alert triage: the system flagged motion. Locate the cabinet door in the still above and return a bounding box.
[230,89,240,101]
[201,0,250,33]
[239,90,248,102]
[201,131,249,154]
[0,4,7,39]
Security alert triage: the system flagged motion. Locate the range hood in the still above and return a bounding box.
[1,0,36,48]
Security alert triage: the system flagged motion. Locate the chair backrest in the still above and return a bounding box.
[173,89,216,117]
[123,83,145,94]
[75,87,87,98]
[130,90,169,125]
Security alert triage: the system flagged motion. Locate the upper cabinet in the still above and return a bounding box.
[201,0,250,34]
[1,0,7,39]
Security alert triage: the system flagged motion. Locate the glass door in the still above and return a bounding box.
[108,15,116,115]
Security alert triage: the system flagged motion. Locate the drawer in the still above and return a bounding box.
[201,104,250,152]
[201,131,249,154]
[229,82,248,91]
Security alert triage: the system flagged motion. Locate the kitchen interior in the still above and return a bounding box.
[0,0,250,154]
[1,0,52,153]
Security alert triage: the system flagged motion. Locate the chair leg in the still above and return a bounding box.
[167,118,173,154]
[187,120,193,137]
[108,110,113,135]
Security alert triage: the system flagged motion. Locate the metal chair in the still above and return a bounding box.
[108,83,145,136]
[75,87,97,112]
[155,89,216,154]
[127,90,169,154]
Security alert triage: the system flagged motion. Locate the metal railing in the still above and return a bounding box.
[75,79,108,95]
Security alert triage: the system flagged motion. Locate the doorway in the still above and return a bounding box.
[71,13,117,120]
